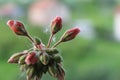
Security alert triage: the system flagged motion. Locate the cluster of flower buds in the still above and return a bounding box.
[7,16,80,80]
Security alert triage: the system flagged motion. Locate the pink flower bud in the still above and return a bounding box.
[7,20,28,36]
[51,16,62,35]
[8,53,24,63]
[25,52,38,65]
[60,27,80,42]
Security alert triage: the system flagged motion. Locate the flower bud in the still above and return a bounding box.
[25,52,38,65]
[39,53,49,65]
[8,53,24,63]
[35,43,45,50]
[42,66,48,74]
[48,64,57,77]
[53,54,63,63]
[46,48,59,55]
[56,64,65,80]
[7,20,28,36]
[34,37,41,45]
[20,64,27,71]
[60,27,80,42]
[26,66,34,79]
[18,55,26,65]
[51,16,62,35]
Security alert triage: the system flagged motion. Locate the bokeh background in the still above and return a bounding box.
[0,0,120,80]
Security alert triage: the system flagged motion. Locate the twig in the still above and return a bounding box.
[47,34,54,48]
[52,40,62,48]
[26,34,34,43]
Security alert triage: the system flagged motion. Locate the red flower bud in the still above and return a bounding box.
[60,27,80,42]
[25,52,38,65]
[7,20,28,36]
[51,16,62,35]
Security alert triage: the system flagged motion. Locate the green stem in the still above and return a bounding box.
[26,34,34,43]
[47,34,54,48]
[26,34,38,48]
[52,40,62,48]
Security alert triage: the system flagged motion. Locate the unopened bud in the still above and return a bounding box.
[53,54,63,63]
[42,66,48,74]
[48,64,57,77]
[56,64,65,80]
[18,55,26,65]
[26,66,34,78]
[36,43,45,50]
[60,27,80,42]
[46,48,59,55]
[8,53,24,63]
[20,64,27,71]
[58,65,65,76]
[25,52,38,65]
[39,53,49,65]
[34,37,41,45]
[7,20,28,36]
[51,16,62,35]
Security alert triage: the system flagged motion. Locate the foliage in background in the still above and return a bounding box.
[0,0,120,80]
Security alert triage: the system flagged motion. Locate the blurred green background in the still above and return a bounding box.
[1,0,120,80]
